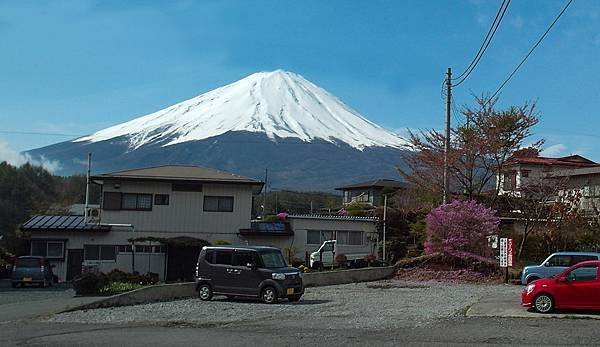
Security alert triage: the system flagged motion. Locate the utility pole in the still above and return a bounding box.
[84,152,91,224]
[443,67,452,204]
[262,168,268,218]
[383,194,387,262]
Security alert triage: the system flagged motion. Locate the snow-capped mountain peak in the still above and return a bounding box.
[74,70,408,150]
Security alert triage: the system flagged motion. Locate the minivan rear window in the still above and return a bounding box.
[16,258,41,268]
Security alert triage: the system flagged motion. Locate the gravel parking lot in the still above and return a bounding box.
[49,280,521,330]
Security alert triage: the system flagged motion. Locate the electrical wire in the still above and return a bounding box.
[452,0,511,88]
[452,0,510,82]
[486,0,574,102]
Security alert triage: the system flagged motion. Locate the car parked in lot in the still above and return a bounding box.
[195,245,303,304]
[520,252,600,285]
[522,260,600,313]
[11,256,55,288]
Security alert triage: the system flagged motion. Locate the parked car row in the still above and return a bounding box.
[521,252,600,313]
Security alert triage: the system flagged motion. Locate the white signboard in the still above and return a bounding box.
[507,239,514,267]
[499,238,507,268]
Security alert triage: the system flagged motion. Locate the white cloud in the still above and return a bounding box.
[541,143,567,157]
[0,139,61,173]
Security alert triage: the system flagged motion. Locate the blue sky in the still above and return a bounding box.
[1,0,599,163]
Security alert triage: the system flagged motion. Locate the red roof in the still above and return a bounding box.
[506,155,599,167]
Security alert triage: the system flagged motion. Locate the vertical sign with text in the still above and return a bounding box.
[499,238,507,268]
[507,238,514,267]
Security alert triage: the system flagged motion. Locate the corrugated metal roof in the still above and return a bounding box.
[21,215,111,232]
[287,214,379,222]
[92,165,263,185]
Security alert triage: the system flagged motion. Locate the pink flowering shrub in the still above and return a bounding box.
[424,200,499,255]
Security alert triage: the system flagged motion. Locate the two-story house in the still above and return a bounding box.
[21,165,264,282]
[497,155,599,197]
[335,179,407,207]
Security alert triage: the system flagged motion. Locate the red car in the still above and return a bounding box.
[522,260,600,313]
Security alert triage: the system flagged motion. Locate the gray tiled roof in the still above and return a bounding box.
[92,165,263,185]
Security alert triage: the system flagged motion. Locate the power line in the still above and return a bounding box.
[487,0,574,102]
[452,0,511,88]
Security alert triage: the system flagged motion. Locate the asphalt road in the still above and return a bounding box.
[2,317,600,346]
[0,284,103,322]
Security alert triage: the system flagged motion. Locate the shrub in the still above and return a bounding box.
[334,254,348,267]
[425,200,499,255]
[72,272,108,295]
[213,240,231,246]
[364,254,377,265]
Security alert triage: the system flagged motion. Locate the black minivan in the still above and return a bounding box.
[195,245,303,304]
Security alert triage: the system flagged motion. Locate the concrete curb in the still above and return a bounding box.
[63,282,196,312]
[64,266,396,312]
[302,266,396,287]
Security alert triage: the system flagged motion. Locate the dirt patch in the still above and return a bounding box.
[366,282,429,290]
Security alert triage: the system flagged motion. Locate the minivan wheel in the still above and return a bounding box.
[534,294,554,313]
[198,284,213,301]
[261,286,278,304]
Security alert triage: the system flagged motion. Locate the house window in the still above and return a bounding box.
[84,245,116,261]
[103,192,122,210]
[172,183,203,192]
[503,172,517,190]
[47,242,64,258]
[31,240,64,259]
[155,194,170,205]
[118,245,132,253]
[348,231,363,245]
[203,196,234,212]
[521,170,530,178]
[334,231,363,245]
[121,193,153,211]
[307,230,321,244]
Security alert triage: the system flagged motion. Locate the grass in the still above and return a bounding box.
[100,281,145,295]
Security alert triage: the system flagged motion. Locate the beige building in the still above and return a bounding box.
[22,165,264,282]
[22,165,379,282]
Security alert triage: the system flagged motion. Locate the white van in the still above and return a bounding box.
[309,240,371,269]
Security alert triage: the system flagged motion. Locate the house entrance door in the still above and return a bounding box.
[66,249,83,281]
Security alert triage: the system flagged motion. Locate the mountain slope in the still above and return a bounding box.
[28,70,409,190]
[74,70,407,150]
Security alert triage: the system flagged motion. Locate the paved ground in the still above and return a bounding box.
[3,280,600,345]
[0,285,103,322]
[467,285,600,320]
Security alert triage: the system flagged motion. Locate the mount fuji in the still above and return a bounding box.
[28,70,409,190]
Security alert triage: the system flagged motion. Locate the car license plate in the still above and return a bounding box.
[23,277,32,282]
[287,288,294,295]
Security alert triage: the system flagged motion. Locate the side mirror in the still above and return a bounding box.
[557,276,568,283]
[543,262,550,267]
[246,263,256,270]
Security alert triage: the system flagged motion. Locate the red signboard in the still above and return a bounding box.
[507,238,514,267]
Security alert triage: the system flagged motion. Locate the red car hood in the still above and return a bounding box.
[530,277,556,286]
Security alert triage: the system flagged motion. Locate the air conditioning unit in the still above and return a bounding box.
[86,207,101,224]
